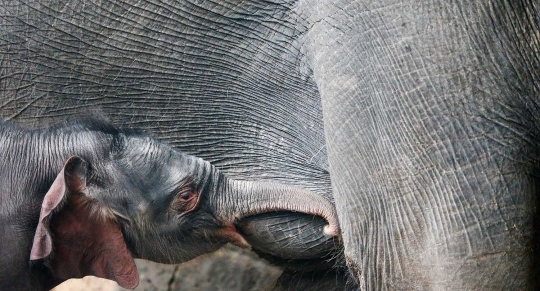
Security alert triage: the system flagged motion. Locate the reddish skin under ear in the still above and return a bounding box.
[48,193,139,289]
[30,156,139,289]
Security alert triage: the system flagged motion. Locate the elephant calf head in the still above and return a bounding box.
[25,122,340,289]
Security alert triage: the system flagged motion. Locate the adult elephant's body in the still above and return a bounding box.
[310,1,540,289]
[1,0,539,290]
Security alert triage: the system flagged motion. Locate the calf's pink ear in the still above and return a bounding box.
[30,156,139,289]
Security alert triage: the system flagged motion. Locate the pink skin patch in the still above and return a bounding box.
[216,225,250,249]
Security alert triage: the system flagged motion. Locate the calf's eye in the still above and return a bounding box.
[170,182,200,214]
[179,192,193,201]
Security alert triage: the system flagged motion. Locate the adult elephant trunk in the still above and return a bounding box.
[216,177,340,237]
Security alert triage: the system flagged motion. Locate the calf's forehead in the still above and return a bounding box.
[118,136,189,191]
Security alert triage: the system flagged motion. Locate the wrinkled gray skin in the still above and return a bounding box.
[1,0,539,290]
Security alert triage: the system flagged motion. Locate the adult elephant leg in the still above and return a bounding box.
[304,0,540,289]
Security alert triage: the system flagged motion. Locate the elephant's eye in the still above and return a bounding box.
[178,191,194,201]
[171,182,200,214]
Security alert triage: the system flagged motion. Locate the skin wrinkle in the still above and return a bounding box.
[500,2,540,86]
[21,2,298,96]
[436,0,497,279]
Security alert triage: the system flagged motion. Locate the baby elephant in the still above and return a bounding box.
[0,120,339,291]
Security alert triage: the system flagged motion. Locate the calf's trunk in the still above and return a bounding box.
[217,177,340,237]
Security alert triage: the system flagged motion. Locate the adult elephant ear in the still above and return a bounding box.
[30,156,139,289]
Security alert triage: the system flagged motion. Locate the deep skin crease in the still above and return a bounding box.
[0,120,340,291]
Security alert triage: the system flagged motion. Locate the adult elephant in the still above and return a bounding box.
[1,0,539,290]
